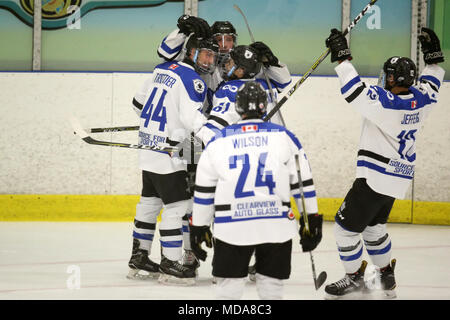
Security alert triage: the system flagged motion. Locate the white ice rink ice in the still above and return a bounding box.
[0,221,449,300]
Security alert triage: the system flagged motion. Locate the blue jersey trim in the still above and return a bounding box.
[419,75,441,89]
[293,191,316,199]
[160,37,183,55]
[376,86,433,111]
[214,211,289,223]
[357,160,414,180]
[155,61,206,103]
[341,76,361,94]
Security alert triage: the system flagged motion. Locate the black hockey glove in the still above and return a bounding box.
[177,14,211,39]
[250,41,280,67]
[299,214,323,252]
[189,225,212,261]
[419,27,444,65]
[325,28,352,63]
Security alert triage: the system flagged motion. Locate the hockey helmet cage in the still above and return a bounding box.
[211,21,237,40]
[185,35,219,74]
[235,81,268,119]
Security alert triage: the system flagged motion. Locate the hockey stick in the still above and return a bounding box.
[89,125,139,133]
[233,4,287,126]
[264,0,378,122]
[294,154,327,290]
[69,117,179,154]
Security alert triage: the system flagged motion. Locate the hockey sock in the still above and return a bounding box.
[214,277,246,300]
[334,223,364,274]
[133,196,162,252]
[159,200,189,261]
[362,224,392,268]
[255,273,283,300]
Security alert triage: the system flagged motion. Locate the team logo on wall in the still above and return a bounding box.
[0,0,184,30]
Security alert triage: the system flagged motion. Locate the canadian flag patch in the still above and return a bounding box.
[242,125,258,132]
[168,64,178,70]
[411,100,417,109]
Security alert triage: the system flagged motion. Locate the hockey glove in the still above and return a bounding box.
[419,27,444,65]
[250,41,280,67]
[299,214,323,252]
[189,225,212,261]
[325,28,352,63]
[177,15,211,39]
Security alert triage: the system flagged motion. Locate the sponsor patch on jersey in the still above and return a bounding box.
[242,125,258,132]
[411,100,417,109]
[193,79,205,94]
[168,64,178,70]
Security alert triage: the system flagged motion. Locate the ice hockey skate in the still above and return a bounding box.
[324,260,367,299]
[158,255,196,286]
[182,250,200,275]
[127,240,160,280]
[363,259,397,299]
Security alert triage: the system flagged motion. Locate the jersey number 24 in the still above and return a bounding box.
[229,152,276,198]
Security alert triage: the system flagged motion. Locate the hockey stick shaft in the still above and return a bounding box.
[70,117,179,153]
[263,0,378,122]
[233,4,285,126]
[294,154,326,290]
[89,125,139,133]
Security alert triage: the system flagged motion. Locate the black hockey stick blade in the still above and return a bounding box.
[315,271,327,290]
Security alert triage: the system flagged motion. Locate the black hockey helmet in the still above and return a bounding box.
[211,21,237,41]
[235,81,268,119]
[380,56,417,90]
[225,45,261,80]
[185,35,219,74]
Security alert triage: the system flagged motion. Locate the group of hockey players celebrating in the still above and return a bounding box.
[125,13,445,300]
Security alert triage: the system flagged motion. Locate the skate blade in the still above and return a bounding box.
[126,268,159,280]
[158,273,196,286]
[363,289,397,300]
[324,291,364,300]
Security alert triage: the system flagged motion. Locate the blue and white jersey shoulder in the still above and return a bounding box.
[155,61,207,104]
[334,60,445,199]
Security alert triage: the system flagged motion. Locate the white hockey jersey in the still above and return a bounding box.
[196,78,288,145]
[192,119,318,245]
[157,28,292,101]
[335,60,445,199]
[132,61,207,174]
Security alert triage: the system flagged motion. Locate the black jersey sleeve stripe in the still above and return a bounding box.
[421,79,439,93]
[215,204,231,211]
[208,115,230,128]
[358,149,390,164]
[345,83,366,103]
[132,98,143,111]
[290,179,314,190]
[195,185,216,193]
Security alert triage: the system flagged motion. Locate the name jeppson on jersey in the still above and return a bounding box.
[335,60,445,199]
[192,120,318,246]
[196,78,289,145]
[132,61,207,174]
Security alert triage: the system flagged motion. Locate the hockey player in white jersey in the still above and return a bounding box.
[196,44,290,145]
[127,36,219,285]
[323,27,445,299]
[157,15,291,104]
[189,82,323,299]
